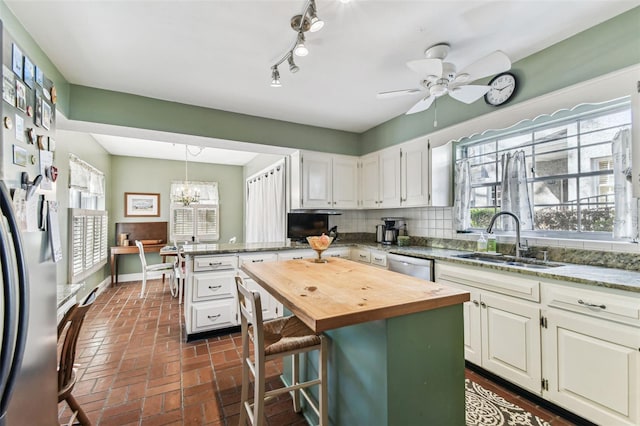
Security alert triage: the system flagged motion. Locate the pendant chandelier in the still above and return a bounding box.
[176,145,200,206]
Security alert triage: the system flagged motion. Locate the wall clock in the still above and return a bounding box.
[484,72,517,106]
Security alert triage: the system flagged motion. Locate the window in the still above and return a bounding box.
[169,181,219,243]
[68,209,108,283]
[68,155,108,283]
[456,99,631,237]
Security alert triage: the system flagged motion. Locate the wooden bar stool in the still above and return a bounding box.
[235,276,328,426]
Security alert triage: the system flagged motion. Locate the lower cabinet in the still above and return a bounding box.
[350,247,387,267]
[436,263,542,394]
[541,282,640,425]
[436,260,640,425]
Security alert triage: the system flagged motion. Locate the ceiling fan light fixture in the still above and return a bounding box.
[270,67,282,87]
[429,83,448,97]
[288,55,299,73]
[455,72,471,83]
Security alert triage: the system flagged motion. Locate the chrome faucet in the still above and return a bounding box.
[486,211,527,259]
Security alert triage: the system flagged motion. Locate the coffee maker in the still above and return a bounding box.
[381,217,403,245]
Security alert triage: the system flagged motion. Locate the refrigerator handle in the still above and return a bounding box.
[0,182,29,418]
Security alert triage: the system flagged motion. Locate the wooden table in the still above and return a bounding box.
[110,244,173,286]
[242,257,470,425]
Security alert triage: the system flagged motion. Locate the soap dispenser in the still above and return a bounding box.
[487,234,497,253]
[477,233,487,252]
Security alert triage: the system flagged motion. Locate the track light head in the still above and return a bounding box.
[294,32,308,57]
[309,1,324,32]
[270,67,281,87]
[288,55,299,73]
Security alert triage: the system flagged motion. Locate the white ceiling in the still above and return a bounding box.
[6,0,640,164]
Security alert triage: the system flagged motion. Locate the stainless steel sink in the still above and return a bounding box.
[454,253,563,269]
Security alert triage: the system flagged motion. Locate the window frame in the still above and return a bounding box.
[456,99,631,240]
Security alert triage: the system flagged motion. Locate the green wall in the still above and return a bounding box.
[110,156,244,274]
[56,130,112,297]
[359,6,640,153]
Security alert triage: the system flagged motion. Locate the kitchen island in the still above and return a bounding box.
[242,257,470,426]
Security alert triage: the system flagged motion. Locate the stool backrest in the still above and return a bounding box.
[235,276,265,354]
[57,287,98,392]
[135,240,147,268]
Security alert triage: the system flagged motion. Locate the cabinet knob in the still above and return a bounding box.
[472,300,479,307]
[328,202,331,205]
[480,302,487,308]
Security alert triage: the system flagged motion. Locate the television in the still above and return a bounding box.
[287,213,329,242]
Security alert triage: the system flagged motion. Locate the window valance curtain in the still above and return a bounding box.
[69,154,104,195]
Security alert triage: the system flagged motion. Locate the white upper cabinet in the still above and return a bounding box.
[291,151,359,209]
[359,147,401,209]
[430,142,453,207]
[400,139,430,207]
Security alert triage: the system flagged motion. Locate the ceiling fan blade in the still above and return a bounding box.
[406,59,443,77]
[406,95,435,115]
[448,85,491,104]
[376,89,423,99]
[458,51,511,81]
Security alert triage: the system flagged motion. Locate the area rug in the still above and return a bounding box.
[466,379,551,426]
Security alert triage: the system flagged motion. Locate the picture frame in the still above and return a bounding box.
[15,79,26,112]
[12,44,23,77]
[23,56,35,88]
[35,66,44,87]
[124,192,160,217]
[13,145,27,166]
[41,100,51,130]
[35,92,42,126]
[2,65,16,106]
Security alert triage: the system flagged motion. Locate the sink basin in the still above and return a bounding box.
[455,253,563,269]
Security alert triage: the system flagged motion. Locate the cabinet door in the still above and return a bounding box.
[379,147,401,208]
[302,153,332,208]
[401,140,429,207]
[332,155,359,208]
[481,292,542,394]
[244,278,280,321]
[463,289,483,366]
[360,153,379,208]
[430,142,452,206]
[543,309,640,425]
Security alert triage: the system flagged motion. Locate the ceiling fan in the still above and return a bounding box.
[377,43,512,115]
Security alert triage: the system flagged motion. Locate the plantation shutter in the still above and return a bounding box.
[68,209,109,283]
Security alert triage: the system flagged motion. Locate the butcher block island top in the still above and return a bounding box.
[241,257,469,332]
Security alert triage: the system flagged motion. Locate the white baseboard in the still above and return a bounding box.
[114,271,173,283]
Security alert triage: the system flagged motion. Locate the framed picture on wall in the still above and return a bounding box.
[23,56,35,88]
[125,192,160,217]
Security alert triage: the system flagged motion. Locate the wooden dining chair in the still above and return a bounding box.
[171,240,185,304]
[235,276,328,426]
[135,240,175,298]
[57,288,98,426]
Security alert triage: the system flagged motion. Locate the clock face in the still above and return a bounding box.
[484,72,517,106]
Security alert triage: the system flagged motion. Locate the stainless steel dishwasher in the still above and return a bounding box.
[387,253,434,281]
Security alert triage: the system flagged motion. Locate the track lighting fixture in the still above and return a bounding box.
[268,0,326,86]
[288,56,299,73]
[270,67,281,87]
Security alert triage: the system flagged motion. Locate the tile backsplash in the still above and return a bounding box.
[329,207,640,254]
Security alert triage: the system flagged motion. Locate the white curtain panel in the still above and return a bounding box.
[246,163,285,243]
[500,150,534,231]
[453,159,471,231]
[612,128,636,239]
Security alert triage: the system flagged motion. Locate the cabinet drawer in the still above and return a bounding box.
[238,253,278,267]
[277,250,315,261]
[193,255,237,272]
[324,247,350,259]
[192,271,236,302]
[543,283,640,327]
[191,300,237,331]
[351,248,371,263]
[370,251,387,267]
[436,262,540,302]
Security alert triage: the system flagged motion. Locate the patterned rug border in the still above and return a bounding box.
[466,379,551,426]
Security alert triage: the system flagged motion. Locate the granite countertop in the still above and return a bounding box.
[57,283,85,309]
[180,241,640,294]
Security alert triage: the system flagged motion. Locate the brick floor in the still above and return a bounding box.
[59,278,575,425]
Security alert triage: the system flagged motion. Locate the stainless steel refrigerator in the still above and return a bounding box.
[0,20,58,425]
